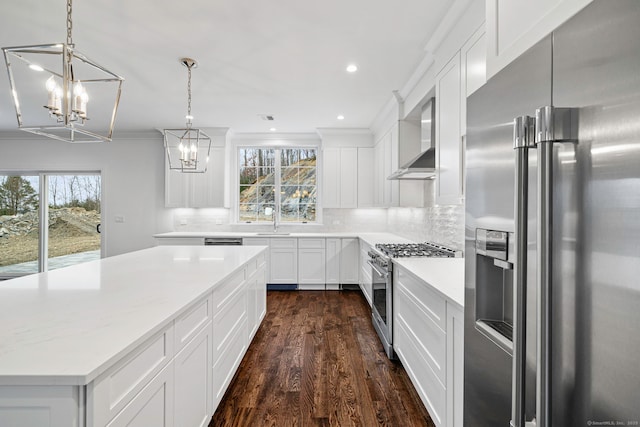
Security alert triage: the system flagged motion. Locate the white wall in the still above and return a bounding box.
[0,131,172,257]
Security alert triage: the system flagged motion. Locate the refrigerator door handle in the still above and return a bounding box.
[534,106,579,427]
[511,115,536,427]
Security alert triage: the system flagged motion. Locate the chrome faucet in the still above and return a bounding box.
[272,205,279,232]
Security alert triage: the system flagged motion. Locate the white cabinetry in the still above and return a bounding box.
[393,266,464,427]
[323,147,358,208]
[298,238,326,290]
[105,362,174,427]
[486,0,592,78]
[374,131,393,207]
[174,323,212,427]
[435,52,463,206]
[358,240,373,306]
[325,238,341,290]
[0,386,81,427]
[435,24,487,206]
[357,148,375,207]
[269,238,298,284]
[165,146,227,208]
[340,238,359,284]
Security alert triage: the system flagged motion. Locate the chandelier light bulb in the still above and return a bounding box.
[46,76,56,92]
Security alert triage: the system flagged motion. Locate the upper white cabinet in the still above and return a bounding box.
[323,147,358,208]
[357,147,375,208]
[435,24,486,206]
[435,52,463,206]
[486,0,592,78]
[165,130,229,208]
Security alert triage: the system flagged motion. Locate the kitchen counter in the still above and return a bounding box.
[393,257,465,307]
[0,245,266,386]
[154,231,464,306]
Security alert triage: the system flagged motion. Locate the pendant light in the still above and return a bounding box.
[163,58,211,174]
[2,0,124,143]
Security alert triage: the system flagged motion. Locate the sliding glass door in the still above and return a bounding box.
[47,174,101,271]
[0,172,101,278]
[0,175,40,275]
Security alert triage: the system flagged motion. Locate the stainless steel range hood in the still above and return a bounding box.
[388,97,436,180]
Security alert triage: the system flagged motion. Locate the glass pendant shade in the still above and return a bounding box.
[164,127,211,173]
[2,44,124,143]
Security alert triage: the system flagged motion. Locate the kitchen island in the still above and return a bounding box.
[0,245,268,427]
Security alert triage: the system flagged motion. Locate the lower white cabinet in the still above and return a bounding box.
[0,386,81,427]
[393,266,464,427]
[339,238,359,284]
[269,238,298,284]
[325,238,341,290]
[106,362,175,427]
[174,323,213,427]
[359,241,373,306]
[298,238,326,290]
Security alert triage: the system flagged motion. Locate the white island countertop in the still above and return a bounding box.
[0,245,266,386]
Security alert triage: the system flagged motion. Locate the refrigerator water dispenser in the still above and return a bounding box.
[474,228,515,355]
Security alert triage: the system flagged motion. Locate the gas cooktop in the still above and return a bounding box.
[374,242,461,258]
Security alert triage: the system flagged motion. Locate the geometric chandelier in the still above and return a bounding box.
[163,57,211,173]
[2,0,124,143]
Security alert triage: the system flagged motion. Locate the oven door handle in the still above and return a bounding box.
[367,260,389,279]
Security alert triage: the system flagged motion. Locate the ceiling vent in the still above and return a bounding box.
[258,114,275,121]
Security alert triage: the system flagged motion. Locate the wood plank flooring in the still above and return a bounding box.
[209,290,436,427]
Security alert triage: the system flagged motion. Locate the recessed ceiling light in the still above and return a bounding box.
[269,127,277,132]
[346,64,358,73]
[337,115,345,120]
[29,64,44,72]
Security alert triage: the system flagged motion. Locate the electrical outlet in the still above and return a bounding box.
[115,215,125,223]
[215,219,223,225]
[179,218,188,225]
[332,219,341,225]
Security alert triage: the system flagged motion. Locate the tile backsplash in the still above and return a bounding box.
[168,204,464,250]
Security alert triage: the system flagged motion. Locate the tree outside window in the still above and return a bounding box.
[238,147,317,223]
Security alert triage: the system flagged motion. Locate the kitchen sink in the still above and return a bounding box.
[255,232,291,236]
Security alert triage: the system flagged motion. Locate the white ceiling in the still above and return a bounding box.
[0,0,453,134]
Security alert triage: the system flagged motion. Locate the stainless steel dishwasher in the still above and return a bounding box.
[204,237,243,246]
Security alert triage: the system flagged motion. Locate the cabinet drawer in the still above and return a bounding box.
[396,284,446,386]
[212,318,248,409]
[105,361,174,427]
[213,269,245,310]
[395,320,446,427]
[175,294,212,352]
[396,268,446,330]
[213,289,247,362]
[270,238,297,249]
[298,238,325,249]
[89,325,174,427]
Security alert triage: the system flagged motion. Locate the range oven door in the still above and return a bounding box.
[369,258,394,359]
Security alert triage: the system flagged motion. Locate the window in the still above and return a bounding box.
[238,147,317,223]
[0,173,101,278]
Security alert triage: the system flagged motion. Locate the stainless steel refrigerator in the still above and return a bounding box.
[464,1,640,426]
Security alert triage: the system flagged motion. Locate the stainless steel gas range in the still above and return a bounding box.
[368,242,461,359]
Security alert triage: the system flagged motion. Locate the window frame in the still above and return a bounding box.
[234,142,322,225]
[0,170,103,279]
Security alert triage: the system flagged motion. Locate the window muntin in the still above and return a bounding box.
[238,147,317,223]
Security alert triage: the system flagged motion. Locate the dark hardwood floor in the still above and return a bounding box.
[209,290,436,427]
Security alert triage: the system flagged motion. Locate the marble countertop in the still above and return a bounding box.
[154,231,412,245]
[393,257,465,308]
[0,245,266,386]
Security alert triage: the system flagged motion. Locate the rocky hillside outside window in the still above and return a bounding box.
[238,148,317,223]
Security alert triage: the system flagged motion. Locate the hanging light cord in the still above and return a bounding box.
[186,64,193,128]
[67,0,73,47]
